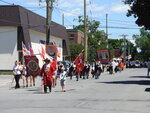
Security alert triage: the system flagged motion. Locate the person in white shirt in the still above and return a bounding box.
[13,61,21,89]
[111,60,116,74]
[59,67,67,92]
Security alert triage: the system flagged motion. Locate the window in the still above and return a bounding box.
[69,34,75,39]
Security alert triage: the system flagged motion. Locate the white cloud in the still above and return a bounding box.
[110,4,129,13]
[59,2,74,8]
[63,8,82,17]
[87,4,105,12]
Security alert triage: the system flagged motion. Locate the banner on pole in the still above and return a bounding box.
[114,49,121,58]
[74,52,84,74]
[46,45,57,60]
[96,49,110,64]
[24,56,40,77]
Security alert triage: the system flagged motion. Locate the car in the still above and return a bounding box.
[134,61,141,68]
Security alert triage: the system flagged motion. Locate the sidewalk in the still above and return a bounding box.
[0,75,13,87]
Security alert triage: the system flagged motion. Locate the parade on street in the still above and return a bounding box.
[0,68,150,113]
[0,0,150,113]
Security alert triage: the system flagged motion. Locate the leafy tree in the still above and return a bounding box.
[134,28,150,61]
[74,16,106,62]
[69,43,84,61]
[124,0,150,29]
[106,39,136,60]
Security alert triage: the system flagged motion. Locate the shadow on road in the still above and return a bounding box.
[99,80,150,85]
[145,88,150,92]
[129,76,150,79]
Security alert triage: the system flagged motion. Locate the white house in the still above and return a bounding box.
[0,5,70,71]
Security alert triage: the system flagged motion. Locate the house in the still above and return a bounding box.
[0,5,70,71]
[67,29,84,45]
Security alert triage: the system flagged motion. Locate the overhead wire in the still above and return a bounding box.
[0,0,14,5]
[53,7,76,26]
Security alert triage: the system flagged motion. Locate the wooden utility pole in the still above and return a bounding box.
[84,0,88,61]
[106,13,108,49]
[46,0,54,45]
[62,13,64,26]
[120,34,128,64]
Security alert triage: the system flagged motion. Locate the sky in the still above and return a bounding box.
[0,0,141,40]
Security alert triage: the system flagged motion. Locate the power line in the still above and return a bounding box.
[54,6,82,16]
[54,8,76,26]
[0,0,14,5]
[99,26,141,29]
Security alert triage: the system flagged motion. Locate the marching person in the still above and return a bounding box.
[13,61,21,89]
[68,62,74,80]
[40,58,52,93]
[119,60,124,72]
[147,58,150,77]
[82,61,88,79]
[91,59,96,78]
[52,70,57,88]
[59,67,67,92]
[95,61,102,79]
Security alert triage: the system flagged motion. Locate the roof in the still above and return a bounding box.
[67,29,84,34]
[0,5,70,56]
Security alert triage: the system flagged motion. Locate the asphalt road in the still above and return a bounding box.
[0,68,150,113]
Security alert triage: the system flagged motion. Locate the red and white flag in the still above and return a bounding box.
[40,45,45,60]
[39,44,57,75]
[28,43,34,56]
[22,42,30,56]
[74,51,84,74]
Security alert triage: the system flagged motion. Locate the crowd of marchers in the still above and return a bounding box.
[12,59,126,93]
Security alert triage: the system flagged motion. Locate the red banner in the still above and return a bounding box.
[114,49,121,58]
[74,53,84,74]
[24,56,40,77]
[96,49,110,64]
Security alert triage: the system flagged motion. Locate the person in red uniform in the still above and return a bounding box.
[40,58,52,93]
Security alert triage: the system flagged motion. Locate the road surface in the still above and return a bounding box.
[0,68,150,113]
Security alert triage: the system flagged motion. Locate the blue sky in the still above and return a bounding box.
[0,0,141,40]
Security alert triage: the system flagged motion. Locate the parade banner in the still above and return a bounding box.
[74,52,84,74]
[114,49,121,58]
[24,56,40,77]
[96,49,110,64]
[46,45,57,59]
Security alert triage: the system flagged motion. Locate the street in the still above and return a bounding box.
[0,68,150,113]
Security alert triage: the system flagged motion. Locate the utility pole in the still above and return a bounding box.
[84,0,88,61]
[46,0,54,45]
[62,13,64,26]
[120,34,128,64]
[106,13,108,49]
[127,39,131,61]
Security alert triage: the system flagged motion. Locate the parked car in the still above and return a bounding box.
[134,61,141,68]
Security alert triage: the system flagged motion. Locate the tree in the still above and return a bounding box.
[134,28,150,61]
[69,43,84,61]
[124,0,150,29]
[74,16,106,62]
